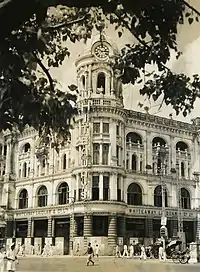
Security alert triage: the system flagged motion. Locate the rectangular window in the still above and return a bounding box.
[117,176,121,201]
[78,189,83,201]
[103,176,109,200]
[93,123,100,134]
[92,176,99,200]
[103,123,109,134]
[92,216,108,236]
[102,144,109,165]
[93,144,100,165]
[116,125,119,136]
[116,145,120,166]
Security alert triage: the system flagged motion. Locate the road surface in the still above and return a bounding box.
[15,256,200,272]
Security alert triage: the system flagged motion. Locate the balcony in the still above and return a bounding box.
[126,141,144,151]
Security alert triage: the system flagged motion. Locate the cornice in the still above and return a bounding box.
[125,109,194,135]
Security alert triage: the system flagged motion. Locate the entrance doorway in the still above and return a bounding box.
[55,218,70,255]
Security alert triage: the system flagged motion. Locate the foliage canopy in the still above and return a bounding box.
[0,0,200,142]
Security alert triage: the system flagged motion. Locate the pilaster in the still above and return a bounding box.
[99,173,103,200]
[83,214,92,248]
[47,217,52,237]
[108,215,117,254]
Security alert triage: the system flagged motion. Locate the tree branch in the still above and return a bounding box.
[45,14,89,30]
[32,52,54,92]
[113,12,171,72]
[182,0,200,17]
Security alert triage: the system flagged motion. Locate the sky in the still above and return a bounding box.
[50,0,200,124]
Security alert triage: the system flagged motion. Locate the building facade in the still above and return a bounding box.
[0,36,200,255]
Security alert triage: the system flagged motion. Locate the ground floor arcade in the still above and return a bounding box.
[5,213,197,255]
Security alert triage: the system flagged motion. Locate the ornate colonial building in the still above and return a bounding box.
[0,35,200,255]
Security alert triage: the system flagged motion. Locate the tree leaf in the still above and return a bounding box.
[118,31,122,38]
[188,17,194,25]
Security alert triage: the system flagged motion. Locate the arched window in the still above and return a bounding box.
[97,73,105,94]
[126,132,142,145]
[131,154,137,171]
[154,185,168,207]
[58,182,69,205]
[18,189,28,209]
[127,183,142,205]
[22,162,27,178]
[181,188,190,209]
[176,141,188,152]
[152,137,166,148]
[22,143,30,153]
[63,154,67,170]
[181,162,185,177]
[81,75,86,89]
[37,186,48,207]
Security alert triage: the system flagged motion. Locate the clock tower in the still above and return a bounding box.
[75,34,123,102]
[72,35,126,253]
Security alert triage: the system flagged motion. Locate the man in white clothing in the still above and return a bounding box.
[122,244,128,258]
[129,244,134,258]
[6,243,18,272]
[140,245,146,260]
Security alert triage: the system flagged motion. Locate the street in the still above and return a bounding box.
[16,257,200,272]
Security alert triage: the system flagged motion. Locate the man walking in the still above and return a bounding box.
[85,243,94,266]
[122,244,128,258]
[6,243,18,272]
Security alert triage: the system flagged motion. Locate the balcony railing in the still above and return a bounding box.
[126,142,144,151]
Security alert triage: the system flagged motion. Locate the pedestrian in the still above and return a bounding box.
[95,244,100,259]
[129,244,134,258]
[41,244,47,257]
[76,243,80,256]
[6,243,18,272]
[140,245,146,260]
[84,243,94,266]
[0,248,6,272]
[115,244,121,258]
[158,245,163,261]
[122,244,128,258]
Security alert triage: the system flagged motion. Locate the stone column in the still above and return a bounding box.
[27,218,32,238]
[196,212,200,242]
[146,132,152,167]
[83,214,92,247]
[69,214,75,254]
[110,173,117,200]
[129,152,132,170]
[13,220,16,238]
[120,176,124,201]
[31,219,34,237]
[108,215,117,254]
[99,173,103,200]
[74,218,78,237]
[47,217,52,237]
[99,144,103,165]
[88,64,92,92]
[52,218,55,237]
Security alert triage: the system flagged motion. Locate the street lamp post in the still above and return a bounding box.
[155,143,168,261]
[193,172,200,249]
[69,196,75,256]
[171,165,184,246]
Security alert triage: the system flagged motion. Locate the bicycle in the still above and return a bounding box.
[172,249,190,264]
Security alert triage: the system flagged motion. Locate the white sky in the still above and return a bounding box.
[50,0,200,123]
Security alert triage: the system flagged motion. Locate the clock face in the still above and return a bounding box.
[94,44,109,59]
